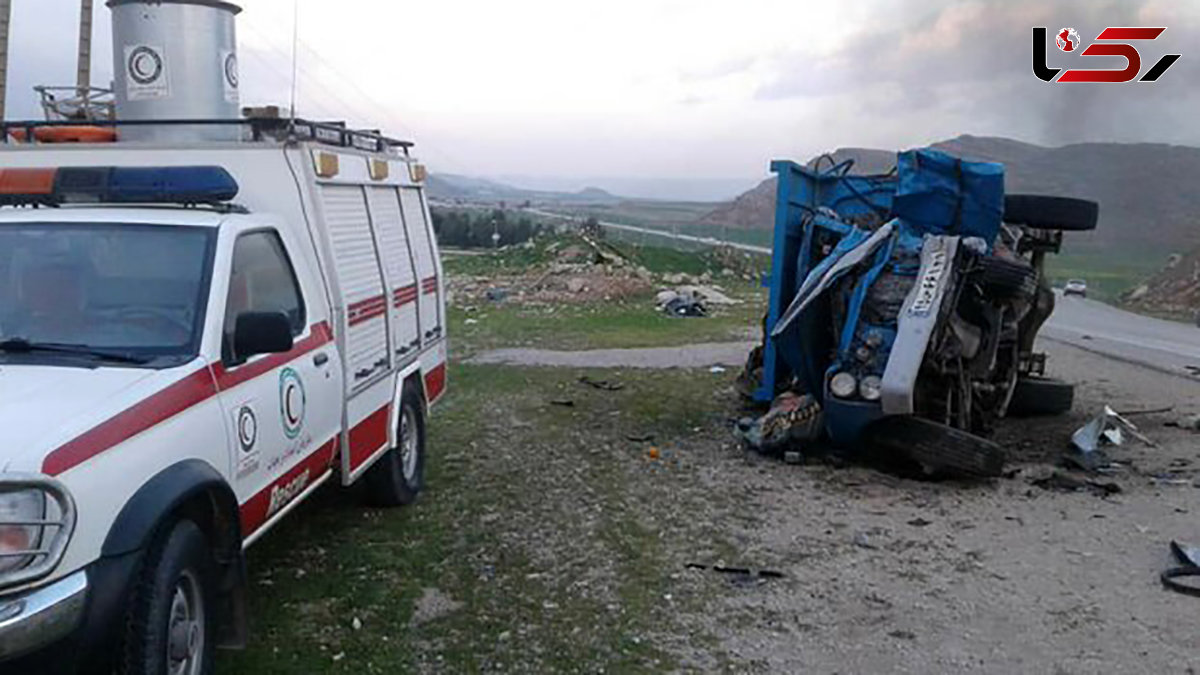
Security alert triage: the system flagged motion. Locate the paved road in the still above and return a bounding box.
[523,207,772,255]
[1042,292,1200,378]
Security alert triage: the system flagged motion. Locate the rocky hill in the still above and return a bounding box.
[1124,246,1200,320]
[699,135,1200,252]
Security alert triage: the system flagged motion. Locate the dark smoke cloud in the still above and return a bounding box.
[757,0,1200,147]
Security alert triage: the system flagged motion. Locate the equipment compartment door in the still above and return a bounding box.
[365,186,421,365]
[318,184,390,392]
[398,187,441,345]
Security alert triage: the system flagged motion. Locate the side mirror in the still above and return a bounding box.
[233,311,294,360]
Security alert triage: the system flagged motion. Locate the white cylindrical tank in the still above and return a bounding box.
[108,0,242,142]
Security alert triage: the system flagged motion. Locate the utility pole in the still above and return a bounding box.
[0,0,12,121]
[77,0,94,93]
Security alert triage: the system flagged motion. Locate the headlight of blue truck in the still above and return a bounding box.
[0,476,76,588]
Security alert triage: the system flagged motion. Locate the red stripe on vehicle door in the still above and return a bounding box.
[239,437,338,537]
[212,322,333,390]
[421,276,438,295]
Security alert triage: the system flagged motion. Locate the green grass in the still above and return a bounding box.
[218,363,741,673]
[450,293,762,356]
[440,242,559,277]
[1044,243,1170,302]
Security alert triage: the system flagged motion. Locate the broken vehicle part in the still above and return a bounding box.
[865,415,1005,478]
[737,392,823,455]
[1071,406,1155,454]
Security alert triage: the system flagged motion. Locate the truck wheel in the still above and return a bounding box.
[1003,194,1099,231]
[122,519,216,675]
[365,387,426,507]
[976,257,1037,299]
[1006,377,1074,416]
[867,416,1005,478]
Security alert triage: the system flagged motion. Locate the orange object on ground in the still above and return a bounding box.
[8,126,118,143]
[0,168,57,195]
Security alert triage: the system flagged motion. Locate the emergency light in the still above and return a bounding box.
[0,166,239,207]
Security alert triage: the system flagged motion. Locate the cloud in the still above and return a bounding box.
[755,0,1200,146]
[4,0,1198,186]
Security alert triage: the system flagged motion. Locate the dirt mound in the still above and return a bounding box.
[1123,246,1200,319]
[448,236,656,306]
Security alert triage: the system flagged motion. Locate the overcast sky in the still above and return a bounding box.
[7,0,1199,199]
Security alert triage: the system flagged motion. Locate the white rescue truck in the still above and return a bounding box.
[0,2,446,672]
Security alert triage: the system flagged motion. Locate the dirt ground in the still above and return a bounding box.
[674,339,1200,673]
[465,340,1200,673]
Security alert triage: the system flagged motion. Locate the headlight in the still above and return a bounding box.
[0,476,76,588]
[830,372,857,398]
[859,375,883,401]
[0,489,47,575]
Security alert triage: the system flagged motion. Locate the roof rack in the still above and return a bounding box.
[0,117,415,154]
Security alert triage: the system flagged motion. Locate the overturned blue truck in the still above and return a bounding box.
[745,148,1098,476]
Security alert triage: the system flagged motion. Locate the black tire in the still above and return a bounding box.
[365,386,426,507]
[1006,377,1074,417]
[1003,194,1099,231]
[121,519,217,675]
[867,416,1005,478]
[976,257,1037,299]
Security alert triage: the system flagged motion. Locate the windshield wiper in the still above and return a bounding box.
[0,338,152,364]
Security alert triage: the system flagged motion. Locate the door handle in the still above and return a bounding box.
[313,352,329,367]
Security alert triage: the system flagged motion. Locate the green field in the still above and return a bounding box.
[1044,241,1170,302]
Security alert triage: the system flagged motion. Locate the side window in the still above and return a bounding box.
[223,230,306,364]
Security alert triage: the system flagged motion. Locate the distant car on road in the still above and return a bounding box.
[1063,279,1088,297]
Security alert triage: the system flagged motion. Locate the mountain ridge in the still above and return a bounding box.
[698,135,1200,251]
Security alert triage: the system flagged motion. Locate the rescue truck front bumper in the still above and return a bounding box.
[0,550,142,674]
[0,570,88,660]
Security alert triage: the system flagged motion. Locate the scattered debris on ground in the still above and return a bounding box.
[684,563,784,587]
[1030,470,1122,497]
[1070,406,1155,471]
[655,284,742,318]
[579,375,624,391]
[1166,413,1200,431]
[736,391,823,455]
[1162,541,1200,598]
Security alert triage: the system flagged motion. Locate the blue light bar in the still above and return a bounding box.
[101,166,240,204]
[0,166,240,207]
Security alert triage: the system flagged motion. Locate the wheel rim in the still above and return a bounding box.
[167,569,205,675]
[399,405,419,482]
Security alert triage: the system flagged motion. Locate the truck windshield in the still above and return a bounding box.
[0,222,215,366]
